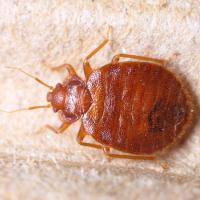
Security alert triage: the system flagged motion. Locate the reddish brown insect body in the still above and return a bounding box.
[86,61,192,155]
[47,61,192,156]
[3,38,193,160]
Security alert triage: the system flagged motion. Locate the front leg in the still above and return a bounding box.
[49,64,77,76]
[42,62,77,77]
[46,122,70,134]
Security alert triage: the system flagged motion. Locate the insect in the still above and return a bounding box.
[1,37,193,161]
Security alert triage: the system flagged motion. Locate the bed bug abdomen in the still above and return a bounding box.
[83,61,191,155]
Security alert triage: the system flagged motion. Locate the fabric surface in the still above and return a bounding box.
[0,1,199,200]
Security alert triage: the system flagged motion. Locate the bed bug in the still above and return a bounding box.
[1,38,193,160]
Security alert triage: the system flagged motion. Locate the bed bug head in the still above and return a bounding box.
[47,83,66,112]
[0,66,92,123]
[47,67,92,123]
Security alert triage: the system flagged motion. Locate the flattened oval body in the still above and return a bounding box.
[82,62,192,155]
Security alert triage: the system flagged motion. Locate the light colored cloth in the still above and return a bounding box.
[0,1,199,199]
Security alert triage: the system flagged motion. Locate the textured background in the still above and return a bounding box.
[0,0,200,200]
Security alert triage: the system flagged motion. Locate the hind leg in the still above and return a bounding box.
[102,147,169,169]
[76,125,168,169]
[76,125,102,149]
[77,125,156,160]
[102,147,156,160]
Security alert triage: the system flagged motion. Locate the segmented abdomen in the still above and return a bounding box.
[83,62,191,154]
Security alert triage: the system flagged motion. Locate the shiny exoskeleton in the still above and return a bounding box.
[82,62,190,154]
[46,39,193,160]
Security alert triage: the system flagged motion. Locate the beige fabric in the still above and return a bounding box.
[0,1,199,199]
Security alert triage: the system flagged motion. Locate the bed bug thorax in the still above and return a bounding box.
[0,36,193,162]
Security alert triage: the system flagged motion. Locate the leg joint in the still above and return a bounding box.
[111,55,120,64]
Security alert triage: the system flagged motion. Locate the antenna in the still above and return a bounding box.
[0,67,53,113]
[6,67,53,90]
[0,104,51,113]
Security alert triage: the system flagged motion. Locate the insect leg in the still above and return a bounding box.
[44,63,77,76]
[102,148,169,169]
[83,61,93,80]
[46,122,70,134]
[83,38,109,79]
[76,124,102,149]
[112,54,166,66]
[102,147,156,160]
